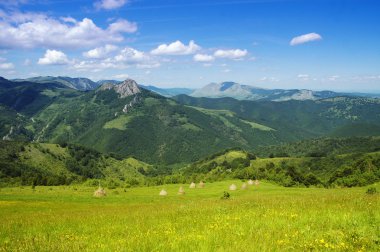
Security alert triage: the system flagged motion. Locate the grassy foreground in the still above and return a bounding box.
[0,181,379,251]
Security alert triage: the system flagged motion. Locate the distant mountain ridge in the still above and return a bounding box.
[190,81,377,101]
[12,76,379,101]
[139,85,194,97]
[13,76,101,91]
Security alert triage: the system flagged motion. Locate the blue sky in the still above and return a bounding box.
[0,0,379,92]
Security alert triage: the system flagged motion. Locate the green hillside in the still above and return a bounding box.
[180,148,380,188]
[173,95,380,138]
[23,86,283,164]
[0,141,148,187]
[254,136,380,158]
[1,137,380,188]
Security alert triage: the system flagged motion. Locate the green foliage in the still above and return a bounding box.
[221,191,230,199]
[0,141,145,187]
[179,147,380,188]
[255,137,380,158]
[366,187,377,194]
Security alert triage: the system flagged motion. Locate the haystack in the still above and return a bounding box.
[198,181,205,188]
[248,179,254,185]
[189,182,196,188]
[93,187,106,197]
[254,180,260,185]
[241,183,247,190]
[159,189,168,196]
[229,184,237,191]
[178,186,185,195]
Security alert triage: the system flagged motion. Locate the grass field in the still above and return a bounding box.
[0,181,379,251]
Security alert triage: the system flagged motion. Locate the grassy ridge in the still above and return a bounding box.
[0,141,147,187]
[0,181,379,251]
[181,149,380,188]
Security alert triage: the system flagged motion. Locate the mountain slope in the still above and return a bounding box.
[173,95,380,138]
[21,79,283,164]
[0,77,79,116]
[0,141,148,186]
[14,76,101,91]
[181,147,380,187]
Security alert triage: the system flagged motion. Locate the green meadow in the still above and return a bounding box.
[0,181,379,252]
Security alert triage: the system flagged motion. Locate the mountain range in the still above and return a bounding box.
[12,76,380,101]
[1,76,380,165]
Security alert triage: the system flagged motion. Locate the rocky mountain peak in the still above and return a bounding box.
[99,78,141,98]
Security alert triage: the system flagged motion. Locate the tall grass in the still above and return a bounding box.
[0,181,379,251]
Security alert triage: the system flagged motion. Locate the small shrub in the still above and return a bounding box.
[366,187,377,195]
[221,191,230,200]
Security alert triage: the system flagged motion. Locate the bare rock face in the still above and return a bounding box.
[99,79,141,98]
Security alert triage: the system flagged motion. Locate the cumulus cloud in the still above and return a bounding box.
[95,0,128,10]
[38,49,70,65]
[114,47,150,63]
[151,40,200,55]
[214,49,248,59]
[193,54,214,62]
[290,33,322,46]
[73,46,160,72]
[0,11,137,49]
[83,44,118,59]
[108,19,137,33]
[0,62,14,70]
[60,17,77,24]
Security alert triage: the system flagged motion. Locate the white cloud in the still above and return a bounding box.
[223,69,231,73]
[151,40,200,55]
[95,0,128,10]
[83,44,118,59]
[0,62,14,70]
[290,33,322,46]
[0,11,137,49]
[73,47,160,72]
[114,47,150,63]
[38,49,70,65]
[113,73,129,80]
[214,49,248,59]
[193,53,214,62]
[72,60,119,72]
[60,17,77,24]
[108,19,137,33]
[297,74,310,81]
